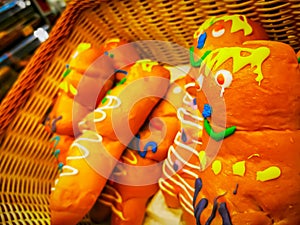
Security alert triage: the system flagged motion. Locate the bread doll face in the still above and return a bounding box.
[191,15,269,68]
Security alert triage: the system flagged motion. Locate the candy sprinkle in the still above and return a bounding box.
[233,183,239,195]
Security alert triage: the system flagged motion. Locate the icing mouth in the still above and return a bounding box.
[202,104,236,141]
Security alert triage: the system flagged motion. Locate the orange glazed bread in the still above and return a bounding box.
[45,38,140,136]
[49,59,170,225]
[90,78,188,225]
[160,40,300,225]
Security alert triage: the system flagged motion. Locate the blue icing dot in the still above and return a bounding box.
[202,104,212,118]
[173,162,179,171]
[181,129,187,142]
[197,32,207,49]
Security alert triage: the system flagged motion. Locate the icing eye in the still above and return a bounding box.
[212,24,225,37]
[214,69,233,97]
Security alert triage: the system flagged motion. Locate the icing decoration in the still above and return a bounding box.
[194,198,208,225]
[50,135,60,149]
[204,119,236,141]
[193,98,197,105]
[214,69,233,97]
[181,129,188,142]
[109,53,114,58]
[59,80,68,92]
[197,32,207,49]
[51,116,62,132]
[247,153,260,159]
[197,74,204,90]
[99,185,127,221]
[190,46,211,67]
[76,43,91,52]
[72,43,91,59]
[194,15,253,38]
[53,149,60,159]
[119,77,127,85]
[69,84,78,96]
[206,198,218,225]
[218,202,232,225]
[298,57,300,63]
[173,86,182,94]
[58,162,64,173]
[202,104,212,119]
[173,160,182,172]
[62,68,71,78]
[94,95,121,122]
[101,97,107,104]
[114,69,128,75]
[198,151,207,170]
[233,183,239,195]
[177,107,203,130]
[136,59,158,72]
[212,160,222,175]
[202,46,270,85]
[138,141,158,158]
[104,51,108,56]
[212,24,225,37]
[232,161,246,176]
[121,151,138,165]
[256,166,281,182]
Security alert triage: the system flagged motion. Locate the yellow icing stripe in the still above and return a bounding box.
[98,199,127,221]
[203,46,270,85]
[212,160,222,175]
[122,151,138,165]
[104,185,123,203]
[232,160,246,176]
[158,178,177,197]
[256,166,281,182]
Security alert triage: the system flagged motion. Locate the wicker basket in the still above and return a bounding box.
[0,0,299,224]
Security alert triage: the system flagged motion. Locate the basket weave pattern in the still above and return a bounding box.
[0,0,299,224]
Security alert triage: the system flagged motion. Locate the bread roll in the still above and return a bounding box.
[50,60,170,225]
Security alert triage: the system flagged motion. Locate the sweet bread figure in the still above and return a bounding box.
[160,40,300,225]
[49,59,171,225]
[90,78,189,225]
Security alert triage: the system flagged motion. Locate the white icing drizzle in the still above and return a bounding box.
[59,165,78,177]
[174,132,200,156]
[184,82,196,89]
[177,108,203,130]
[162,161,194,202]
[94,95,121,122]
[179,193,195,215]
[169,145,200,171]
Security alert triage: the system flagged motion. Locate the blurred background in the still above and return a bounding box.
[0,0,67,102]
